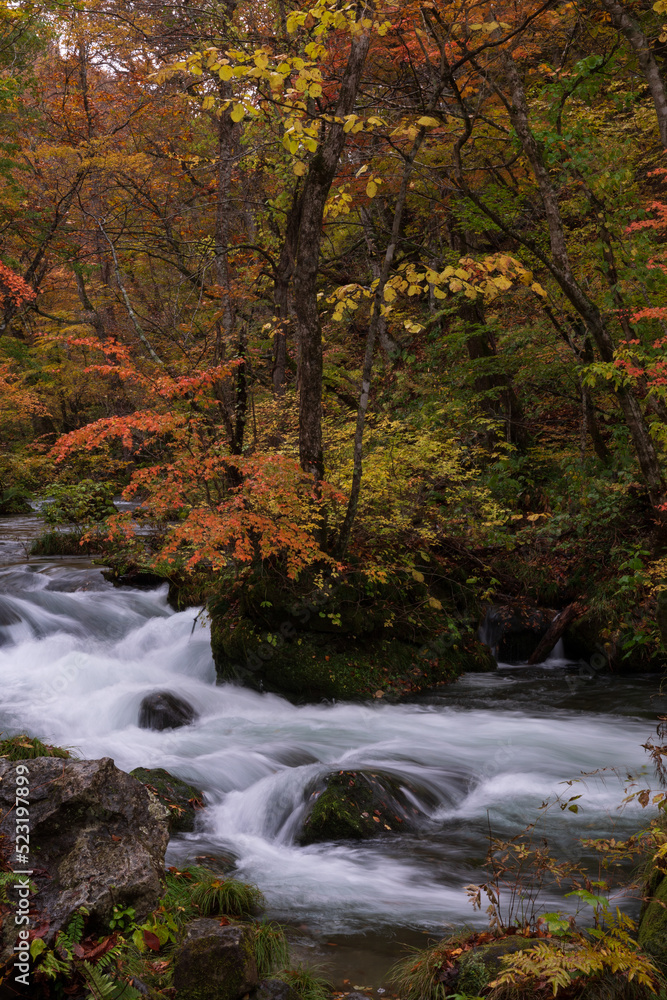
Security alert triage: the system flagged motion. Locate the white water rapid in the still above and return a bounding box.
[0,555,663,944]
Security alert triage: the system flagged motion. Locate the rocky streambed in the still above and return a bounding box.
[0,523,665,987]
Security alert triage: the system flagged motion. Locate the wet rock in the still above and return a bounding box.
[173,919,258,1000]
[253,979,301,1000]
[138,691,197,730]
[298,770,423,845]
[0,756,169,966]
[130,767,204,833]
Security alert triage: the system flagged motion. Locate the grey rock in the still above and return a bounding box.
[174,919,259,1000]
[138,691,197,731]
[129,767,203,833]
[0,756,169,965]
[254,979,301,1000]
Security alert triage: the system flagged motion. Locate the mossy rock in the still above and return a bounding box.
[211,612,493,701]
[468,935,541,973]
[227,569,447,644]
[174,919,258,1000]
[299,770,422,844]
[639,873,667,968]
[130,767,204,834]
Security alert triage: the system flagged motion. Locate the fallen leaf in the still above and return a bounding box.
[143,930,161,951]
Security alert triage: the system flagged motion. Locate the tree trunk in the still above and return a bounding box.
[292,29,371,480]
[459,299,527,448]
[527,603,582,665]
[502,51,665,505]
[598,0,667,148]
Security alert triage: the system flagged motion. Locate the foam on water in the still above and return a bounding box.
[0,560,659,932]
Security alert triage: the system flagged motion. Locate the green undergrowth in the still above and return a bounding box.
[29,529,106,556]
[26,865,319,1000]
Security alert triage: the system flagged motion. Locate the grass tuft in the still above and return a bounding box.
[273,964,332,1000]
[388,942,452,1000]
[0,734,71,760]
[163,865,264,918]
[253,921,290,978]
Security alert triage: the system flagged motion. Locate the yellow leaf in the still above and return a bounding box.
[356,164,369,177]
[218,64,234,81]
[411,570,425,582]
[433,286,448,299]
[416,116,440,127]
[531,282,548,298]
[293,160,307,176]
[491,274,513,291]
[383,286,397,302]
[230,104,245,122]
[366,180,378,198]
[309,83,323,97]
[454,268,470,279]
[201,95,215,110]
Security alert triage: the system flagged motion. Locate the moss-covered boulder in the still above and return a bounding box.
[130,767,204,834]
[209,567,495,701]
[211,616,494,701]
[298,770,424,844]
[173,919,258,1000]
[638,872,667,968]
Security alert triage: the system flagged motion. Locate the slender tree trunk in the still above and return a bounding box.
[597,0,667,148]
[292,28,371,479]
[501,51,665,504]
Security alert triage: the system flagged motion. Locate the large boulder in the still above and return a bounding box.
[138,691,197,730]
[130,767,204,833]
[298,770,424,845]
[0,757,169,965]
[173,919,258,1000]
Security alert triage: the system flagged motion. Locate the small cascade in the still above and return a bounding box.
[0,556,661,934]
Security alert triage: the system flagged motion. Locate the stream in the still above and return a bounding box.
[0,514,664,985]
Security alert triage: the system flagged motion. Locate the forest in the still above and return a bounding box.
[4,0,667,997]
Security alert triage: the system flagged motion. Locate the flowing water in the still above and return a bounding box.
[0,516,664,983]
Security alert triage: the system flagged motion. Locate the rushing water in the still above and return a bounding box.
[0,523,664,979]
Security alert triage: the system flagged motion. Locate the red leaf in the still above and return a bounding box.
[143,930,161,951]
[82,935,117,961]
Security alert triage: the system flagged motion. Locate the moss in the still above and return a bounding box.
[639,874,667,969]
[130,767,203,834]
[211,613,493,701]
[299,770,419,844]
